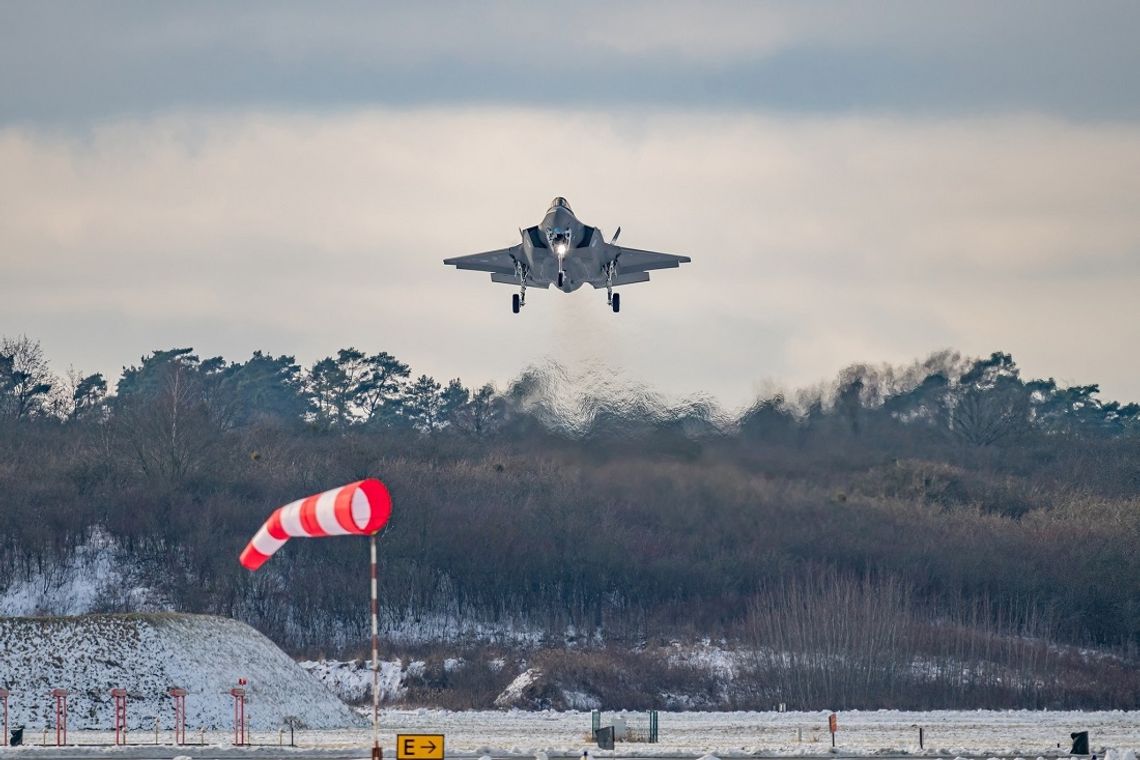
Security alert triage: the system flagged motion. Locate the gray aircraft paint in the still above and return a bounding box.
[443,197,690,311]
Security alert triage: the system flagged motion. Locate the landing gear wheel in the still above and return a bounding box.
[557,271,565,288]
[512,293,520,314]
[611,292,621,313]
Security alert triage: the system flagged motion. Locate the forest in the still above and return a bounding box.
[1,335,1138,709]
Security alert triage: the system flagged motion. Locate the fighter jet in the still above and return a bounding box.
[443,197,691,313]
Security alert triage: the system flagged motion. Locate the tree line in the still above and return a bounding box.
[4,337,1139,442]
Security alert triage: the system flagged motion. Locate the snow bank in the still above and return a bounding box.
[0,613,360,730]
[494,668,542,708]
[299,658,410,703]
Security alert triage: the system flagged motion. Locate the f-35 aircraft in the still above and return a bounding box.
[443,197,691,313]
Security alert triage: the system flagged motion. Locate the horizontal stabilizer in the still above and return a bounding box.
[491,273,550,289]
[589,271,650,288]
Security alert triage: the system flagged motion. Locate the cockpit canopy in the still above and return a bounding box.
[548,196,572,213]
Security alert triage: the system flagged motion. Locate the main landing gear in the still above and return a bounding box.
[512,260,528,314]
[604,261,620,313]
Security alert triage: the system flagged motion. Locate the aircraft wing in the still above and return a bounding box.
[443,245,520,275]
[614,246,691,273]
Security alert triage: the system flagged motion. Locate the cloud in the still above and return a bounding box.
[2,107,1139,406]
[2,2,1139,123]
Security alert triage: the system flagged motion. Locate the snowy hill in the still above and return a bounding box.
[0,613,361,730]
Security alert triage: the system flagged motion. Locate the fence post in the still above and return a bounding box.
[111,689,128,746]
[230,687,246,746]
[0,688,8,746]
[169,688,187,745]
[51,689,68,746]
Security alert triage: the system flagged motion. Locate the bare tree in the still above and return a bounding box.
[114,351,223,482]
[948,353,1029,445]
[0,335,57,419]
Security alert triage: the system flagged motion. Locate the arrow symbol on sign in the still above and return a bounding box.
[424,741,437,753]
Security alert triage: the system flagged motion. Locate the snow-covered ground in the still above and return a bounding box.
[354,709,1138,755]
[2,711,1135,756]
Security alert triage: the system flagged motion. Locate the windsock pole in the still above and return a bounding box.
[371,533,381,760]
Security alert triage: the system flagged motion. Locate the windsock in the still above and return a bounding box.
[240,479,392,571]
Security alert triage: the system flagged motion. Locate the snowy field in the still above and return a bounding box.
[3,710,1136,757]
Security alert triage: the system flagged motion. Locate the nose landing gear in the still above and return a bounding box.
[611,292,620,313]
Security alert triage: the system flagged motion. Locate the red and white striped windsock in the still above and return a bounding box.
[239,479,392,571]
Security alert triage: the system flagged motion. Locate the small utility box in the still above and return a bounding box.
[1071,731,1090,755]
[595,726,614,750]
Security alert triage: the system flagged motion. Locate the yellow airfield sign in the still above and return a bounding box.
[397,734,445,760]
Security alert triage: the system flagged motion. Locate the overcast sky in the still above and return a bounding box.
[2,1,1138,409]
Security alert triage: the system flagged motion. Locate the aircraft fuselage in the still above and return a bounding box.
[519,200,615,292]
